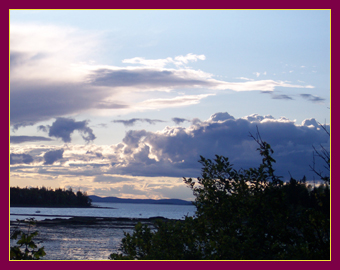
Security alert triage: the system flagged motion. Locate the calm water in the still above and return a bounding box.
[10,202,196,220]
[10,202,197,260]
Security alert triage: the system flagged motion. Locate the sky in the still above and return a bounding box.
[10,10,330,200]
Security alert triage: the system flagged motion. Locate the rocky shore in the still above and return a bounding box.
[11,215,174,229]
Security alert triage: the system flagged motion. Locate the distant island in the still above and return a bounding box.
[10,186,193,207]
[10,186,92,207]
[89,195,193,205]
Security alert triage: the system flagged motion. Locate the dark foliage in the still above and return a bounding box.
[10,218,46,260]
[109,133,330,260]
[10,186,92,207]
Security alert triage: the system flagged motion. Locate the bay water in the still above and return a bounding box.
[10,202,196,260]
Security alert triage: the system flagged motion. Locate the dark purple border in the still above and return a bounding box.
[4,3,337,269]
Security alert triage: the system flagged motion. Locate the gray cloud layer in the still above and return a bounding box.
[10,136,53,144]
[10,153,34,165]
[88,69,214,89]
[112,118,166,127]
[10,82,104,129]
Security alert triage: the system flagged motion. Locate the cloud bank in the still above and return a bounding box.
[10,112,329,199]
[12,112,328,180]
[108,112,329,180]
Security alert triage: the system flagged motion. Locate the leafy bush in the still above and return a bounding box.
[109,133,330,260]
[10,218,46,260]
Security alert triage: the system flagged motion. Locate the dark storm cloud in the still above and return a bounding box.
[47,118,96,143]
[10,136,53,144]
[172,117,190,125]
[300,94,326,103]
[10,153,34,165]
[110,112,329,180]
[112,118,166,127]
[43,149,64,165]
[88,69,214,89]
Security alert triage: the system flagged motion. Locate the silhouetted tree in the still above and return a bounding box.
[110,132,330,260]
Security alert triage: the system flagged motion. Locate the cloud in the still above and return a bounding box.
[260,91,293,100]
[68,163,109,168]
[152,184,195,201]
[88,68,314,93]
[10,136,53,144]
[139,94,214,109]
[93,175,135,183]
[272,94,294,100]
[236,77,253,81]
[37,125,48,132]
[300,94,326,103]
[112,118,166,127]
[43,149,64,165]
[172,117,190,125]
[211,80,314,92]
[10,113,329,182]
[108,112,329,180]
[302,118,320,127]
[11,22,318,136]
[10,112,329,199]
[207,112,235,122]
[88,68,215,90]
[122,53,205,68]
[10,153,34,165]
[10,82,107,129]
[10,22,315,129]
[45,118,96,143]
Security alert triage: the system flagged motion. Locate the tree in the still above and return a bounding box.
[310,122,330,184]
[109,133,330,260]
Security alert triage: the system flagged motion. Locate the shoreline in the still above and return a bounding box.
[10,215,177,228]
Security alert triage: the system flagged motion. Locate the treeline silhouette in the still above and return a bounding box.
[10,186,92,207]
